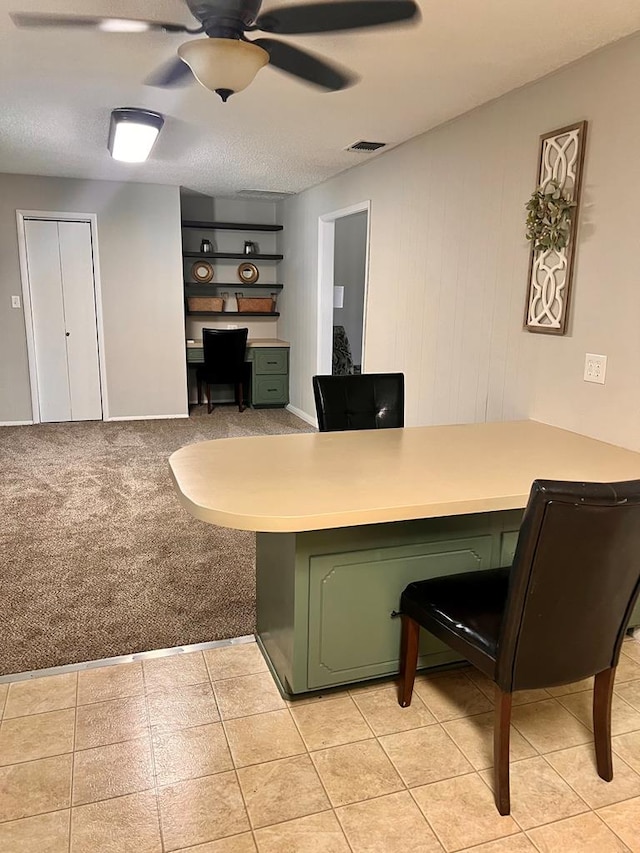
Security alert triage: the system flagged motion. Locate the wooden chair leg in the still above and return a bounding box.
[207,385,213,414]
[398,615,420,708]
[197,377,202,406]
[237,382,246,413]
[494,688,513,815]
[594,666,616,781]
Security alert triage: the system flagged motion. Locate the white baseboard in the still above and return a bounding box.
[0,420,34,427]
[106,413,189,422]
[286,404,317,428]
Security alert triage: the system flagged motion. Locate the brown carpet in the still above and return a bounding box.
[0,407,314,676]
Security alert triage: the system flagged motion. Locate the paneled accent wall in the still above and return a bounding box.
[279,105,536,428]
[280,32,640,451]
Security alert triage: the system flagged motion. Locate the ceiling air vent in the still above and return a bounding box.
[236,190,296,200]
[346,140,386,152]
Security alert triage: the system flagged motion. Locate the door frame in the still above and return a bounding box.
[16,210,109,423]
[316,201,371,376]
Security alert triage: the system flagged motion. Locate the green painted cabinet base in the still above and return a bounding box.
[256,510,524,696]
[256,510,640,698]
[187,345,290,408]
[246,347,289,407]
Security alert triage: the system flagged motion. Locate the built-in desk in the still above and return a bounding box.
[169,421,640,696]
[186,338,290,408]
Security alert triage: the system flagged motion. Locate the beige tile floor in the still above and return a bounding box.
[1,638,640,852]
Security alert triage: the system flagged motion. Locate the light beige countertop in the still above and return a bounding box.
[169,420,640,533]
[186,338,289,348]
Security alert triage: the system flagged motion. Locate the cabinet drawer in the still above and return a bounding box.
[254,348,288,375]
[186,347,204,364]
[253,375,288,406]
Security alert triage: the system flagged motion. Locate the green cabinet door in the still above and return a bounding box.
[307,535,494,689]
[499,530,521,567]
[254,349,288,374]
[253,375,289,406]
[250,347,290,407]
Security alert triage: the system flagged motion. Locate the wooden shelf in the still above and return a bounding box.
[184,252,283,261]
[182,221,283,232]
[185,283,283,291]
[185,311,280,317]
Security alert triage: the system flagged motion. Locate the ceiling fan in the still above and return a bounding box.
[11,0,421,101]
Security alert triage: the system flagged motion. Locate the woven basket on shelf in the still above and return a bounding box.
[236,294,276,313]
[187,296,224,313]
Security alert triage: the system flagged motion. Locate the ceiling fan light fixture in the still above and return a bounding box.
[177,38,269,101]
[108,108,164,162]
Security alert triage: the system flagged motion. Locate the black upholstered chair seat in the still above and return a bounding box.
[401,568,509,678]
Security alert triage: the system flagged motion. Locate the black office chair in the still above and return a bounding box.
[397,479,640,815]
[312,373,405,432]
[197,328,249,414]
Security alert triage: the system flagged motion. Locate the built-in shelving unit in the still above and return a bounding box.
[181,216,288,407]
[182,220,283,233]
[185,311,281,317]
[182,219,284,321]
[184,251,283,261]
[184,283,284,292]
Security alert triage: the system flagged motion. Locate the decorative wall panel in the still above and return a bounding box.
[524,121,587,335]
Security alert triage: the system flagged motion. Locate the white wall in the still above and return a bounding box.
[279,32,640,452]
[333,211,368,369]
[0,174,187,422]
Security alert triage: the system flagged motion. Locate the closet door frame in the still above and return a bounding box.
[16,210,109,423]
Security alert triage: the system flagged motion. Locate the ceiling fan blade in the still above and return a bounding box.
[145,57,194,88]
[255,0,419,34]
[253,38,355,91]
[10,12,193,34]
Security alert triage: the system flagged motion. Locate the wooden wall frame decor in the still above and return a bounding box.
[524,120,588,335]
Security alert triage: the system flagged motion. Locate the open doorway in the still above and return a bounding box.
[333,210,368,374]
[317,201,370,376]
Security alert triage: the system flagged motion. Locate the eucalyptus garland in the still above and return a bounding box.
[525,179,576,253]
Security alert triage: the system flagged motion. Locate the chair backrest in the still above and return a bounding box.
[312,373,405,432]
[202,328,248,384]
[496,479,640,692]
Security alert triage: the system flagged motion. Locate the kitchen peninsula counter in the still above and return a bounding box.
[170,420,640,695]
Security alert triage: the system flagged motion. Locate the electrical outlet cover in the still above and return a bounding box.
[584,353,607,384]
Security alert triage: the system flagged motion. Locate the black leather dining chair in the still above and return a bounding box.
[312,373,405,432]
[397,479,640,815]
[197,328,249,413]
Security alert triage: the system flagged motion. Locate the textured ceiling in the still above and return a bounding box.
[2,0,640,196]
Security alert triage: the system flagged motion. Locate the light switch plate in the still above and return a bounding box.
[584,353,607,384]
[11,295,21,309]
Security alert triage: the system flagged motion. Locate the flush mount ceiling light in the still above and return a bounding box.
[108,108,164,162]
[177,39,269,102]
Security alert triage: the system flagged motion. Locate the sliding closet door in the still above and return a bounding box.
[25,220,72,423]
[24,218,102,422]
[58,221,102,421]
